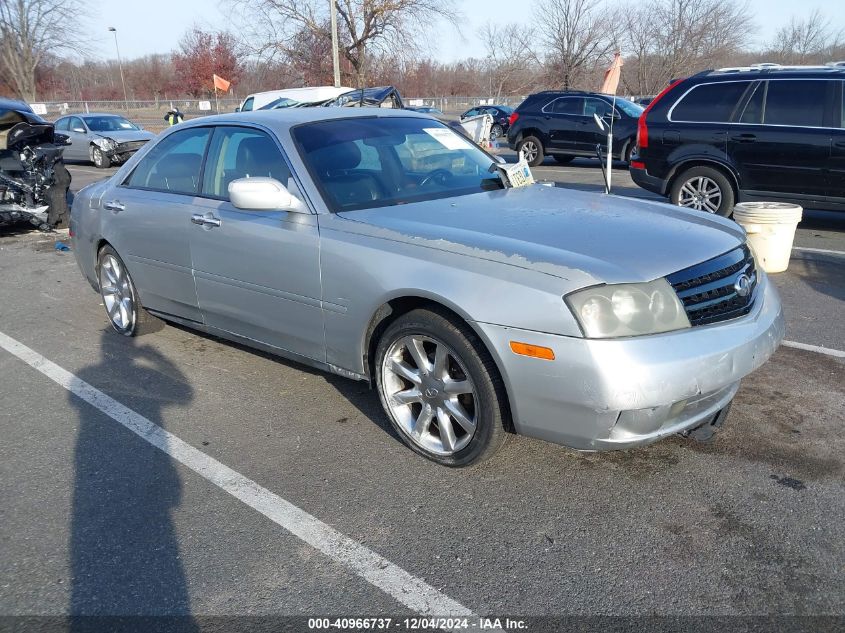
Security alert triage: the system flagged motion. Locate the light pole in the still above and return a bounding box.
[108,27,129,107]
[329,0,340,87]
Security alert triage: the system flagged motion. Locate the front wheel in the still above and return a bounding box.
[669,165,735,217]
[516,136,544,167]
[91,146,111,169]
[375,308,509,467]
[490,124,504,139]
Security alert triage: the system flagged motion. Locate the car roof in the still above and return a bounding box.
[180,107,430,132]
[701,65,845,80]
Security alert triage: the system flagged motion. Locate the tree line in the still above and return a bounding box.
[1,0,843,103]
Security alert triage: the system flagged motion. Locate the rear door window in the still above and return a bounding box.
[549,97,584,115]
[124,127,211,195]
[763,80,827,127]
[671,81,751,122]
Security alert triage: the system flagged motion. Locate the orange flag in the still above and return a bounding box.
[600,52,623,95]
[213,74,231,92]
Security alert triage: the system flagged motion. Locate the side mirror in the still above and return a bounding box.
[235,107,241,112]
[228,177,307,213]
[593,113,608,133]
[72,127,86,133]
[494,155,507,164]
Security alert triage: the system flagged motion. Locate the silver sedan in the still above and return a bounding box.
[69,108,784,466]
[53,113,154,168]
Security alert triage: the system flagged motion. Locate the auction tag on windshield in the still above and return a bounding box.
[423,127,474,151]
[497,158,535,188]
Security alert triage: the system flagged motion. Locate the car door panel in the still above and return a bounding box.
[188,201,324,361]
[106,126,212,322]
[188,126,325,362]
[64,117,87,160]
[730,79,832,197]
[104,188,204,323]
[546,97,583,152]
[829,80,845,200]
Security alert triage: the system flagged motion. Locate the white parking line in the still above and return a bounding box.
[782,340,845,359]
[792,246,845,258]
[0,331,476,620]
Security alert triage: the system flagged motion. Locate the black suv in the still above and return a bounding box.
[630,65,845,216]
[507,91,644,166]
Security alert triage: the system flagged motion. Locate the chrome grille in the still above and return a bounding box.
[666,245,757,326]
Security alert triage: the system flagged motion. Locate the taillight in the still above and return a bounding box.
[509,112,519,126]
[637,78,684,149]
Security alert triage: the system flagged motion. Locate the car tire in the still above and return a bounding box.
[97,246,162,336]
[622,143,634,164]
[490,124,504,139]
[375,308,510,467]
[517,136,544,167]
[670,165,735,217]
[91,146,111,169]
[553,155,574,165]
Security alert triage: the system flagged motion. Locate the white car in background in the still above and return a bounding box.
[236,87,353,112]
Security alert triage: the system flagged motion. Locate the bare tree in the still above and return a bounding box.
[228,0,461,88]
[478,22,537,100]
[771,10,843,64]
[0,0,85,100]
[534,0,614,90]
[616,0,754,95]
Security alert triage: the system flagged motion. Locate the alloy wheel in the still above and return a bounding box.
[520,141,538,163]
[381,334,477,456]
[98,254,136,332]
[678,176,722,213]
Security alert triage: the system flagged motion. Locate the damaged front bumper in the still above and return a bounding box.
[475,274,785,451]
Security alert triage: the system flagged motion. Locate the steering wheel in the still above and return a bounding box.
[418,169,453,188]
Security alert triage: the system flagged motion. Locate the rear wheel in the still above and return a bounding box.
[97,246,161,336]
[375,308,509,467]
[517,136,544,167]
[670,165,735,217]
[553,155,574,165]
[490,124,504,139]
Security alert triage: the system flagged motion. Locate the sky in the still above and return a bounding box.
[86,0,845,63]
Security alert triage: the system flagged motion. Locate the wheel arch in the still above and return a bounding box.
[361,293,516,433]
[666,158,740,202]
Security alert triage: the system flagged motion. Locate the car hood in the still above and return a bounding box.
[94,130,155,143]
[337,185,745,286]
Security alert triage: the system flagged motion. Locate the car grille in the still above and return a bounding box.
[116,140,148,153]
[665,245,757,327]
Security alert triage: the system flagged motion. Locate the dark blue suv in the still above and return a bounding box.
[506,91,644,167]
[630,65,845,216]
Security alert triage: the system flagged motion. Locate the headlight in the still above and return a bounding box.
[99,138,116,150]
[565,278,690,338]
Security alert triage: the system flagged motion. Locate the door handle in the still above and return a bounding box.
[191,213,222,228]
[833,141,845,149]
[103,200,125,213]
[730,134,757,143]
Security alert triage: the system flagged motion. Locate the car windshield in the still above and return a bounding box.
[84,116,139,132]
[294,117,504,212]
[613,98,644,117]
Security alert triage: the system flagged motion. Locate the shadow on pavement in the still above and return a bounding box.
[68,330,197,630]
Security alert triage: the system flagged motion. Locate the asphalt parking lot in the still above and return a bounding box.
[1,159,843,630]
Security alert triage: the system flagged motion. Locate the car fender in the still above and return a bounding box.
[664,147,742,193]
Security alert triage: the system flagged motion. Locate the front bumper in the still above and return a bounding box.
[475,275,785,451]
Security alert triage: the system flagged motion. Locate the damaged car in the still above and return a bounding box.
[53,113,154,168]
[0,98,71,230]
[71,109,784,467]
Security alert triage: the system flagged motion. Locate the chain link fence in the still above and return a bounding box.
[34,99,243,133]
[32,96,533,132]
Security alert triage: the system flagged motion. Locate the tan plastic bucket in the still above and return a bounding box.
[733,202,802,273]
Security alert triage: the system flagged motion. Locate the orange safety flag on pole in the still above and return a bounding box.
[600,52,623,95]
[213,74,231,92]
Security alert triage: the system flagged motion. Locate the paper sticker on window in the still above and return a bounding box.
[423,127,474,151]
